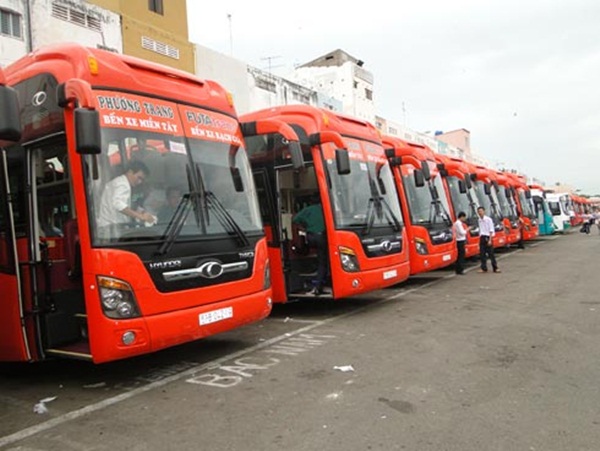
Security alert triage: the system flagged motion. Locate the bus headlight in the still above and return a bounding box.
[263,259,271,289]
[98,276,140,319]
[339,246,360,272]
[470,226,480,237]
[494,223,503,232]
[531,219,538,226]
[415,240,428,255]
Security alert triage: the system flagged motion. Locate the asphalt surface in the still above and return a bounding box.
[1,231,599,450]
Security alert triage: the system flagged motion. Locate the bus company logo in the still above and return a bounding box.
[380,240,393,253]
[238,251,254,259]
[197,261,224,279]
[148,260,182,270]
[32,91,47,107]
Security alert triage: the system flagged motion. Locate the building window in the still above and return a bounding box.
[0,9,22,39]
[148,0,164,15]
[141,36,180,60]
[51,3,102,32]
[365,88,373,100]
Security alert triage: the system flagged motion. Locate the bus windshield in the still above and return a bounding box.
[518,191,535,218]
[496,186,515,219]
[87,119,261,246]
[447,175,478,220]
[326,146,403,232]
[474,180,502,223]
[402,172,451,227]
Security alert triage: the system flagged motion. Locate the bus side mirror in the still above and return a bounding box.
[458,179,467,194]
[0,85,22,142]
[414,169,425,187]
[335,149,351,175]
[431,185,439,200]
[420,161,431,181]
[75,108,101,154]
[384,148,395,158]
[525,190,531,199]
[505,187,511,198]
[288,141,304,169]
[484,183,491,195]
[230,167,244,192]
[389,156,402,167]
[465,176,472,189]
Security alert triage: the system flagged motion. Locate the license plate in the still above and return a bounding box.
[383,269,397,280]
[199,307,233,326]
[442,254,451,261]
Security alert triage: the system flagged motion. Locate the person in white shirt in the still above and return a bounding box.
[453,211,468,275]
[477,206,500,273]
[97,161,155,236]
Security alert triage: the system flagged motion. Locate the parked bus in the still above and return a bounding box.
[529,185,556,235]
[493,171,521,245]
[0,44,301,363]
[435,155,480,257]
[241,105,409,303]
[382,136,456,275]
[506,173,539,241]
[546,192,572,233]
[468,164,507,248]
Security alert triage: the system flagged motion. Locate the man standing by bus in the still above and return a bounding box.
[477,206,500,273]
[293,195,328,295]
[453,211,468,275]
[98,161,155,237]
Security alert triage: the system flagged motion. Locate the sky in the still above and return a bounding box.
[186,0,600,194]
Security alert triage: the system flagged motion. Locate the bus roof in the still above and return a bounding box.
[240,104,381,145]
[3,43,235,117]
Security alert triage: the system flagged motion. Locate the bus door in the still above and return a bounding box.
[252,167,288,302]
[0,149,32,361]
[30,139,87,358]
[274,165,322,298]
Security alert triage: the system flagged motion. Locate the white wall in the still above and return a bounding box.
[0,0,28,66]
[194,43,252,114]
[31,0,121,53]
[1,0,122,67]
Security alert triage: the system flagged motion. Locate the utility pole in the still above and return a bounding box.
[227,14,233,56]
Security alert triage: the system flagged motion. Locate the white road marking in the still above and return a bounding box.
[0,242,548,448]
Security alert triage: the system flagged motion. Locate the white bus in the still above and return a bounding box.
[546,192,572,233]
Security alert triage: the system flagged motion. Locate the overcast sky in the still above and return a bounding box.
[187,0,600,194]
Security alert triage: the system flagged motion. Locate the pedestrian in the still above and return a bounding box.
[477,206,500,273]
[453,211,468,275]
[293,195,328,295]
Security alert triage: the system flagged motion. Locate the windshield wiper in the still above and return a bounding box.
[379,197,402,231]
[155,193,193,256]
[362,197,379,236]
[155,165,204,257]
[206,191,249,247]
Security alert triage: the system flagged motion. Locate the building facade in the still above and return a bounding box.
[0,0,121,66]
[292,49,375,123]
[194,43,342,116]
[87,0,194,72]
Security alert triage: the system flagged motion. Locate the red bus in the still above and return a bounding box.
[0,44,300,363]
[493,171,521,245]
[435,155,480,258]
[241,105,410,302]
[382,136,456,275]
[467,163,507,248]
[506,173,539,241]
